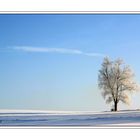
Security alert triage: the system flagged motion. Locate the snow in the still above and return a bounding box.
[0,110,140,126]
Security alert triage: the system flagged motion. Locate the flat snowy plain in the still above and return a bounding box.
[0,110,140,127]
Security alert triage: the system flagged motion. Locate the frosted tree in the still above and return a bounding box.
[98,57,139,111]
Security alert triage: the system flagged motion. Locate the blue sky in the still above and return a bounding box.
[0,14,140,111]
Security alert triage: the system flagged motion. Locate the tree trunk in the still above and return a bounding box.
[114,101,118,111]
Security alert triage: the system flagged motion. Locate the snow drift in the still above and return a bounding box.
[0,110,140,126]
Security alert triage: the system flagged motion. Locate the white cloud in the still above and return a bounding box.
[12,46,105,57]
[84,52,105,57]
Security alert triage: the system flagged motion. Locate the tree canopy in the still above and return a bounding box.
[98,57,139,111]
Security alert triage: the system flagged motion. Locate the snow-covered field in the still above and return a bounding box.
[0,110,140,127]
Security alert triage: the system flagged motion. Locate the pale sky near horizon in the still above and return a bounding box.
[0,14,140,111]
